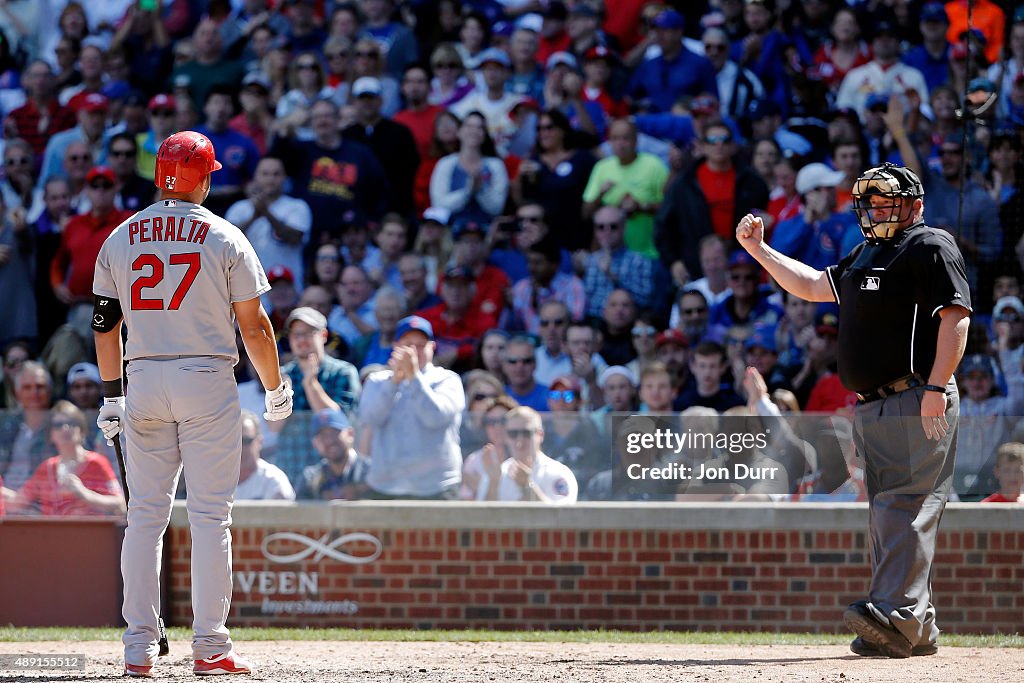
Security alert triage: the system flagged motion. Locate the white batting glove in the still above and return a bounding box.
[97,397,126,446]
[264,378,293,421]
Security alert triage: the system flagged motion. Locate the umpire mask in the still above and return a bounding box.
[850,163,924,244]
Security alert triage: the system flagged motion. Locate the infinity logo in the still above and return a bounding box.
[261,531,383,565]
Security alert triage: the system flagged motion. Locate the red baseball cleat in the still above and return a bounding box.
[193,651,253,676]
[124,662,154,677]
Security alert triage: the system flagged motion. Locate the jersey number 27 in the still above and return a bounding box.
[130,252,201,310]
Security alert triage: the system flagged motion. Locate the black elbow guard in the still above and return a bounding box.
[92,295,124,332]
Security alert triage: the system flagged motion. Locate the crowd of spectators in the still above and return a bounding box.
[2,0,1024,513]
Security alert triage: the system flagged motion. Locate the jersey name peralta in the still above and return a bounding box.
[93,199,270,362]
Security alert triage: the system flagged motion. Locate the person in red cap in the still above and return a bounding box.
[581,45,627,119]
[137,94,179,181]
[542,373,604,489]
[49,165,133,350]
[39,92,110,186]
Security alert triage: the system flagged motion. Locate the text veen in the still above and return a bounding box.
[129,216,210,245]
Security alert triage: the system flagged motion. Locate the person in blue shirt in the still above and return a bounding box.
[195,85,260,215]
[627,10,718,113]
[501,336,550,411]
[770,163,862,271]
[902,3,951,92]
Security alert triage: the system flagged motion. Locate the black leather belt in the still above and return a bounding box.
[856,374,925,403]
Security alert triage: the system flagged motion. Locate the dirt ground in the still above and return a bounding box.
[0,640,1020,682]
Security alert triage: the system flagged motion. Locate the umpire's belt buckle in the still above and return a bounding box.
[856,374,923,403]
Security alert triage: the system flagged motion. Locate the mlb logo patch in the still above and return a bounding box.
[861,276,880,291]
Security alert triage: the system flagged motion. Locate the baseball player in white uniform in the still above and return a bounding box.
[92,131,293,677]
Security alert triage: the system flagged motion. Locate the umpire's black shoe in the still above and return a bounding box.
[843,603,913,658]
[850,637,938,657]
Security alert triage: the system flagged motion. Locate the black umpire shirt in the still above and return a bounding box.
[824,222,971,394]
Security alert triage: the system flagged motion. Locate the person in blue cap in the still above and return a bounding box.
[627,9,718,113]
[359,315,466,499]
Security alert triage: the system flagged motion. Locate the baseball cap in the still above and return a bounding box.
[312,408,351,433]
[242,71,272,92]
[584,45,614,62]
[453,219,486,240]
[865,92,890,112]
[968,77,997,95]
[546,51,578,71]
[727,250,758,270]
[550,374,582,392]
[874,19,898,37]
[598,365,638,388]
[652,9,684,30]
[477,47,511,68]
[815,304,839,336]
[879,163,925,197]
[745,325,777,353]
[78,92,109,113]
[395,315,434,341]
[101,81,130,101]
[285,306,327,331]
[959,354,995,377]
[86,166,116,184]
[994,296,1024,319]
[442,265,474,282]
[67,362,101,386]
[422,206,451,226]
[656,328,689,348]
[692,94,720,116]
[352,76,383,97]
[746,97,779,121]
[920,2,948,23]
[267,265,295,286]
[147,93,176,111]
[492,21,515,38]
[796,162,846,195]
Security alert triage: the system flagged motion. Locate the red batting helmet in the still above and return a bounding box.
[154,131,222,193]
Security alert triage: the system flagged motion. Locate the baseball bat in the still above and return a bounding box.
[113,429,171,657]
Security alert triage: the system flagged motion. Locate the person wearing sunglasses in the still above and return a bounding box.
[769,162,862,272]
[583,205,659,319]
[541,374,603,490]
[6,400,124,517]
[104,132,153,212]
[50,166,133,351]
[706,251,782,336]
[656,120,769,289]
[461,394,519,501]
[135,94,179,181]
[500,336,548,411]
[494,406,577,504]
[236,408,295,500]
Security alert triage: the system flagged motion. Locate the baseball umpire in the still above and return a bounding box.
[736,162,970,658]
[92,131,293,677]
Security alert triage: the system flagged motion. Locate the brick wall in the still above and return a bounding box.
[167,503,1024,633]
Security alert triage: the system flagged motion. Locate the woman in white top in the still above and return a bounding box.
[430,111,508,223]
[462,395,518,501]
